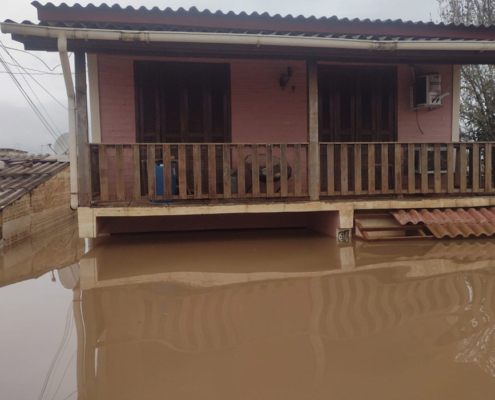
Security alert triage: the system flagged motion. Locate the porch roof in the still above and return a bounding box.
[4,2,495,64]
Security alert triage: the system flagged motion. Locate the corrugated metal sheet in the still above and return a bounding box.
[0,155,69,209]
[391,208,495,239]
[29,1,495,31]
[6,18,493,42]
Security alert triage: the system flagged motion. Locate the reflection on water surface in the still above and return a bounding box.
[3,228,495,399]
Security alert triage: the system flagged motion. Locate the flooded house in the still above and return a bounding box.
[0,155,74,249]
[4,3,495,240]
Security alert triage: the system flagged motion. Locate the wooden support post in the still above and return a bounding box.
[307,60,320,201]
[75,52,91,207]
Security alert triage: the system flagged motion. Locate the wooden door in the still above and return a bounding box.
[318,66,397,143]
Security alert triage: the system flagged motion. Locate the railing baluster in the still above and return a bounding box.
[434,144,441,194]
[341,144,348,195]
[193,145,202,199]
[381,144,388,194]
[421,144,428,193]
[472,143,480,193]
[460,143,467,193]
[294,144,302,197]
[237,145,245,198]
[354,144,362,195]
[116,144,125,201]
[327,144,334,196]
[98,145,109,201]
[407,144,415,194]
[266,144,274,197]
[485,143,492,192]
[394,144,402,194]
[368,144,375,194]
[208,144,216,199]
[447,143,454,193]
[280,144,287,197]
[147,144,156,200]
[223,145,231,199]
[162,145,172,199]
[132,145,141,201]
[178,144,187,199]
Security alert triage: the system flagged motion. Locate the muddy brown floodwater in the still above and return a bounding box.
[2,228,495,399]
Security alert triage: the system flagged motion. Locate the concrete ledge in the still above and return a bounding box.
[79,196,495,238]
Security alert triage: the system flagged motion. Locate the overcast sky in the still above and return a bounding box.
[0,0,441,154]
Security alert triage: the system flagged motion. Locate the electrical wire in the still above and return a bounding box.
[0,70,64,75]
[415,109,426,135]
[50,351,77,400]
[36,303,74,400]
[60,390,77,400]
[1,44,65,71]
[0,44,66,138]
[0,52,69,152]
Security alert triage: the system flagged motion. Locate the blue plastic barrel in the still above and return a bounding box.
[152,163,176,203]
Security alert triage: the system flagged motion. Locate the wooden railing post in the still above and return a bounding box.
[307,60,320,200]
[75,52,91,207]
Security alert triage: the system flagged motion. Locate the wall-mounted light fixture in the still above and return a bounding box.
[279,67,293,90]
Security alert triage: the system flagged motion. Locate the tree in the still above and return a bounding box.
[438,0,495,141]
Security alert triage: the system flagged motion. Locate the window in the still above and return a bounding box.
[134,61,231,144]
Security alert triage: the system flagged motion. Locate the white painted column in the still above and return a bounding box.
[87,54,102,144]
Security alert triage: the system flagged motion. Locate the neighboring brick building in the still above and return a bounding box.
[0,155,75,248]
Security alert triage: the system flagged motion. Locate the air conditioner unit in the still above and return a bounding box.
[413,74,449,109]
[414,147,456,174]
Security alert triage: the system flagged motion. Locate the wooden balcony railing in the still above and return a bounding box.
[87,142,495,204]
[89,143,309,202]
[319,142,495,196]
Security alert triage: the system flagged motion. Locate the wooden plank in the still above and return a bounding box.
[307,60,320,201]
[237,145,245,198]
[381,144,388,194]
[354,144,362,195]
[193,145,202,199]
[98,145,108,201]
[340,144,348,195]
[460,143,467,192]
[132,145,141,200]
[407,144,415,194]
[421,144,428,193]
[266,144,274,197]
[208,144,217,199]
[279,144,287,197]
[178,144,187,200]
[75,52,91,207]
[394,143,402,194]
[472,143,480,193]
[447,143,455,193]
[327,144,335,196]
[147,144,156,199]
[485,143,492,192]
[368,144,375,194]
[434,143,441,193]
[294,144,302,197]
[223,145,231,199]
[162,145,172,199]
[115,144,125,201]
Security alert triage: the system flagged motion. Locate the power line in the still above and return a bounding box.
[1,44,64,71]
[2,51,64,137]
[0,53,68,151]
[0,70,64,75]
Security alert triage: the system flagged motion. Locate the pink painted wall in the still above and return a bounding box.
[397,64,454,142]
[97,55,308,144]
[97,56,454,145]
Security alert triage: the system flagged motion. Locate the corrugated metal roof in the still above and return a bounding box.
[391,208,495,239]
[29,1,495,31]
[6,19,492,43]
[0,155,69,209]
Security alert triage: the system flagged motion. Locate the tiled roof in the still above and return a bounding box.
[391,208,495,239]
[30,2,495,31]
[0,155,69,209]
